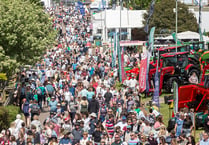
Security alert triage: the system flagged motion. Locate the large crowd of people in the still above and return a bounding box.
[0,3,209,145]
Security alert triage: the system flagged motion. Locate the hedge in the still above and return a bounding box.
[0,105,20,131]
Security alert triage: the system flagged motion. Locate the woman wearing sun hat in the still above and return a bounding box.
[80,132,90,144]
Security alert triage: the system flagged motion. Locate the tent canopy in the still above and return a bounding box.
[162,31,209,42]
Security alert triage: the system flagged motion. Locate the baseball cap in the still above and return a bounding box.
[122,116,126,120]
[127,125,131,129]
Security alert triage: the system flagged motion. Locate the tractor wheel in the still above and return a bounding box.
[165,77,178,93]
[188,69,200,83]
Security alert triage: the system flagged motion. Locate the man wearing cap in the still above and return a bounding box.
[198,132,209,145]
[115,116,128,132]
[128,132,140,145]
[45,81,55,97]
[72,122,83,145]
[59,130,72,145]
[124,125,132,142]
[80,132,89,144]
[88,113,97,134]
[111,133,123,145]
[88,95,99,114]
[31,125,41,144]
[97,93,105,108]
[128,75,138,91]
[30,100,40,121]
[104,88,112,107]
[48,96,58,112]
[116,95,124,107]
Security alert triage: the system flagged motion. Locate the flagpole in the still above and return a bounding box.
[199,0,203,41]
[105,0,107,42]
[175,0,178,53]
[119,0,122,41]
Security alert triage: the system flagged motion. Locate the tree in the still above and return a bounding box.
[0,0,56,66]
[110,0,160,10]
[143,0,198,34]
[0,46,18,78]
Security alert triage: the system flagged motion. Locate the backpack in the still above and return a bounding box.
[23,102,29,114]
[81,104,88,113]
[37,88,42,95]
[31,104,40,115]
[148,114,155,125]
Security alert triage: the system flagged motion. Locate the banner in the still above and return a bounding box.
[146,27,155,93]
[153,69,160,107]
[149,27,156,52]
[139,51,148,92]
[173,81,179,114]
[121,47,126,82]
[111,36,114,69]
[76,1,85,16]
[113,33,117,68]
[172,32,181,45]
[144,0,156,33]
[199,0,203,41]
[195,0,203,41]
[102,0,106,9]
[117,34,122,82]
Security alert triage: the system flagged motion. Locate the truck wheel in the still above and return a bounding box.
[165,77,178,93]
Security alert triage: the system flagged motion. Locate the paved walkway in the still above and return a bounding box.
[38,107,49,125]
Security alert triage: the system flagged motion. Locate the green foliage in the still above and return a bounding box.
[110,0,161,10]
[204,32,209,36]
[144,0,198,34]
[0,107,9,131]
[0,46,18,77]
[0,73,7,80]
[5,105,21,124]
[0,106,20,131]
[127,0,161,10]
[0,0,56,66]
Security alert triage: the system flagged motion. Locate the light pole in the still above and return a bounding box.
[119,0,122,41]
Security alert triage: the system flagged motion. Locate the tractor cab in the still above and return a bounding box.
[159,51,200,92]
[154,45,190,58]
[161,52,189,74]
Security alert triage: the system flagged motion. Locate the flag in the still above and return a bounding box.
[195,0,203,41]
[102,0,106,9]
[199,0,203,41]
[172,111,175,118]
[149,27,156,52]
[173,81,179,114]
[113,33,117,68]
[146,27,155,93]
[111,36,114,69]
[121,47,126,82]
[144,0,156,33]
[139,51,148,93]
[117,34,122,82]
[172,32,181,45]
[76,1,85,16]
[153,66,160,107]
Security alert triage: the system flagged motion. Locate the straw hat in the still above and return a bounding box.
[90,113,97,118]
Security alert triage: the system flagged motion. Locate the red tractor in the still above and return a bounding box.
[176,51,209,129]
[149,51,200,94]
[178,51,209,112]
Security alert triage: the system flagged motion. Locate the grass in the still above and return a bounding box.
[141,93,203,142]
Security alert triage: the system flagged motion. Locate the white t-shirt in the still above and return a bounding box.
[115,122,127,131]
[129,79,137,88]
[64,91,72,102]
